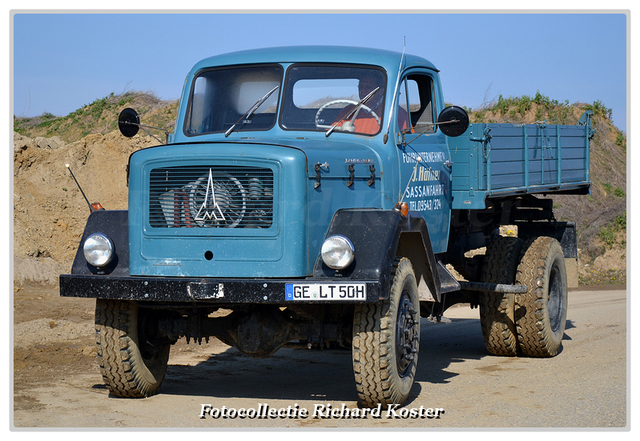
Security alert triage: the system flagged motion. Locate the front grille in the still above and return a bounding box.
[149,166,274,228]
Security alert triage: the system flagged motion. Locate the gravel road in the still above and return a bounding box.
[13,286,627,429]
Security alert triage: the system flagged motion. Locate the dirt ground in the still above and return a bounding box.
[12,282,216,418]
[13,284,95,413]
[12,283,626,428]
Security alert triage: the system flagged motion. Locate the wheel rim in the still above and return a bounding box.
[547,262,565,332]
[395,291,418,377]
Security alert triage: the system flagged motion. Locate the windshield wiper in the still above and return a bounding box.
[326,86,380,137]
[225,85,280,137]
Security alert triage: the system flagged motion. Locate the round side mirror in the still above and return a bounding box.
[118,108,140,138]
[437,106,469,137]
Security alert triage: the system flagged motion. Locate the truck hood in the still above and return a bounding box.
[126,138,393,278]
[133,137,392,190]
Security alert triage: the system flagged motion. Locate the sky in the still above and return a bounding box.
[11,10,629,133]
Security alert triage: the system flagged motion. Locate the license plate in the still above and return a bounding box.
[285,283,366,301]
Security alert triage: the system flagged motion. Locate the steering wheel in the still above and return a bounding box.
[315,99,381,131]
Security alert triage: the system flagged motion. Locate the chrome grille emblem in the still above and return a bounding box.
[188,170,247,228]
[193,169,226,222]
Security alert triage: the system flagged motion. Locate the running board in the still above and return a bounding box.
[459,281,529,293]
[435,262,529,295]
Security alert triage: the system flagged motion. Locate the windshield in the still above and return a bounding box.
[281,64,387,135]
[182,63,387,137]
[184,64,283,136]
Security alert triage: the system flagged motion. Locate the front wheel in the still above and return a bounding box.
[352,257,420,408]
[515,237,568,357]
[95,299,171,397]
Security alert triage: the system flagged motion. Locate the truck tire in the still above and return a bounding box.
[95,299,171,397]
[352,257,420,408]
[479,236,524,356]
[515,237,568,357]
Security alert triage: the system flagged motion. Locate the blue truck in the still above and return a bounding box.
[60,46,592,407]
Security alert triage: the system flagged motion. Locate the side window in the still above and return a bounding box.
[397,79,410,131]
[397,74,435,133]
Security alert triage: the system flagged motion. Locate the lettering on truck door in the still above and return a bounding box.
[396,73,452,253]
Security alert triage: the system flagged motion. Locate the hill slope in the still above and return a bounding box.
[14,92,179,142]
[13,92,626,286]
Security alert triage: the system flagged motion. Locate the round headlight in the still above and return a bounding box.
[83,233,114,267]
[321,235,355,270]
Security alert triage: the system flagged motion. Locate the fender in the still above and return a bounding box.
[313,208,443,302]
[68,210,129,276]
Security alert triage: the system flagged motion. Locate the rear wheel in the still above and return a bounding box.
[479,236,524,356]
[95,299,171,397]
[352,257,420,408]
[515,237,568,357]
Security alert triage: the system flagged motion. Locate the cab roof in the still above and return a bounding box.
[189,46,439,75]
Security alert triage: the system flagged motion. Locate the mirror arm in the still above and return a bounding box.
[118,107,171,144]
[120,121,170,144]
[401,119,461,147]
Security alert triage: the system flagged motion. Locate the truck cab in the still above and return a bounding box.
[128,46,455,278]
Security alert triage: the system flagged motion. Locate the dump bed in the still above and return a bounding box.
[449,111,593,209]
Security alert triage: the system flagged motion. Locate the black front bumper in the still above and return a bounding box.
[59,274,382,304]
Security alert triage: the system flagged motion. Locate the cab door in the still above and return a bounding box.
[395,71,452,254]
